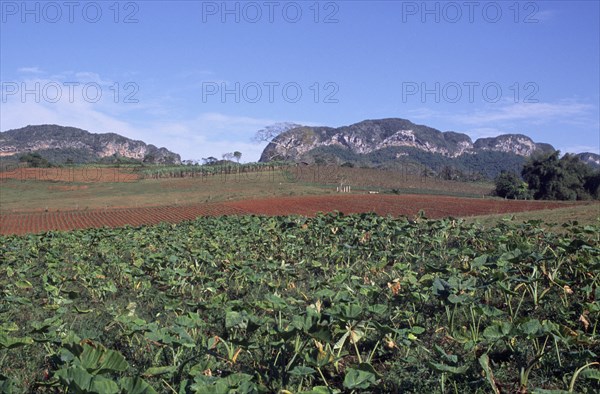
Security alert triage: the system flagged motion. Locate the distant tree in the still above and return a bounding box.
[559,154,595,199]
[522,151,595,200]
[19,153,51,168]
[465,171,486,182]
[421,167,435,178]
[202,157,218,165]
[233,151,242,163]
[584,172,600,199]
[494,171,531,199]
[222,152,234,161]
[439,165,461,181]
[313,156,325,165]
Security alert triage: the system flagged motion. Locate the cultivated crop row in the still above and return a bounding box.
[0,213,598,393]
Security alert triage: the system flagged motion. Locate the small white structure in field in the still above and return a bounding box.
[336,175,351,192]
[336,180,351,193]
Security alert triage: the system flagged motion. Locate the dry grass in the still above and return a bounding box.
[0,173,330,212]
[293,166,493,197]
[466,202,600,230]
[0,166,493,213]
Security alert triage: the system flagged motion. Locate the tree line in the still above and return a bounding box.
[495,151,600,200]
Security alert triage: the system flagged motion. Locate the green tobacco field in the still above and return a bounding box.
[1,213,599,393]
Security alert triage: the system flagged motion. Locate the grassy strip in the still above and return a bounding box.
[467,202,600,229]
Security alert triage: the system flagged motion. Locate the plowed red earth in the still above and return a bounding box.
[0,194,576,236]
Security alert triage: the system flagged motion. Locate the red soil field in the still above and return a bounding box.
[0,194,579,236]
[223,194,575,218]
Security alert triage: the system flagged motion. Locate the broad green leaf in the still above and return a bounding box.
[483,322,512,340]
[0,333,33,349]
[15,280,33,289]
[499,249,522,262]
[0,375,15,394]
[367,303,387,315]
[90,375,121,394]
[0,322,18,332]
[428,362,469,374]
[61,332,83,356]
[299,386,339,394]
[74,306,93,314]
[520,319,543,337]
[580,367,600,381]
[55,366,120,394]
[338,304,363,320]
[190,380,230,394]
[55,366,93,391]
[289,366,316,376]
[190,374,254,393]
[143,366,176,377]
[479,305,504,317]
[448,293,467,304]
[343,367,377,389]
[471,254,488,268]
[411,326,425,335]
[432,278,451,298]
[225,311,249,330]
[224,373,253,386]
[120,377,158,394]
[434,345,458,364]
[75,345,129,373]
[357,362,381,379]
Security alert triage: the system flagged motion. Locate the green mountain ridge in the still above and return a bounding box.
[576,151,600,170]
[258,118,574,178]
[0,125,181,164]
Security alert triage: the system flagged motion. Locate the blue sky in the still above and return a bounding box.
[1,0,599,161]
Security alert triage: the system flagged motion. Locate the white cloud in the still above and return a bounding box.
[561,144,600,155]
[0,91,286,161]
[451,101,595,125]
[17,67,44,74]
[73,71,113,86]
[407,100,595,128]
[136,113,287,162]
[405,100,597,141]
[0,98,138,137]
[0,70,309,161]
[0,72,295,162]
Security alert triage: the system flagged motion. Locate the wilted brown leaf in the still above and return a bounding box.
[579,313,590,331]
[388,281,401,295]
